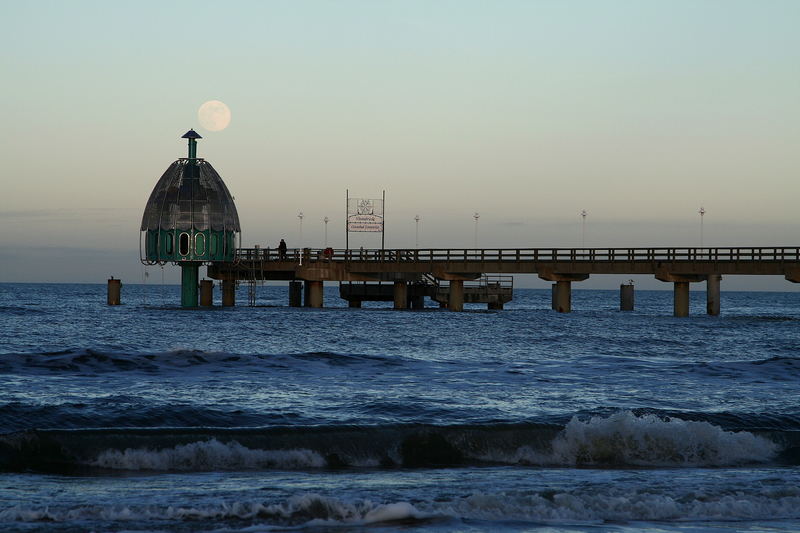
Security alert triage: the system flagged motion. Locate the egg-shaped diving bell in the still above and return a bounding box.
[140,130,241,307]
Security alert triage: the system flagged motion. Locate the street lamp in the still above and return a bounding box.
[297,211,304,264]
[698,206,705,248]
[473,212,480,248]
[324,216,329,247]
[581,210,587,248]
[414,215,420,248]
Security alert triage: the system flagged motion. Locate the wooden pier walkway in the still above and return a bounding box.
[206,247,800,315]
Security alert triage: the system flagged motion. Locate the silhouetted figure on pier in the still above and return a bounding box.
[278,239,287,259]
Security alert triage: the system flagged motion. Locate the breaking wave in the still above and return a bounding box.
[489,410,780,467]
[91,438,326,470]
[0,411,790,473]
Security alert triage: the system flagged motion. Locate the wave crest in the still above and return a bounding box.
[1,494,426,526]
[91,439,326,471]
[506,411,778,466]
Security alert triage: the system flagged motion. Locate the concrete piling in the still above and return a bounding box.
[707,274,721,316]
[393,282,408,310]
[107,278,121,305]
[449,280,464,312]
[540,272,589,313]
[222,280,236,307]
[554,281,572,313]
[289,281,302,307]
[200,280,213,306]
[620,283,634,311]
[674,281,690,317]
[307,281,324,308]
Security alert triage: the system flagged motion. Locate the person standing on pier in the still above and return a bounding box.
[278,239,287,259]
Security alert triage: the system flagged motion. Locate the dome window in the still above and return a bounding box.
[195,233,206,256]
[179,232,190,256]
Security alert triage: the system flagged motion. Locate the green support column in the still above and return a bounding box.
[180,263,199,307]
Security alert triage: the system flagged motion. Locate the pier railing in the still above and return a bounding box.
[236,247,800,265]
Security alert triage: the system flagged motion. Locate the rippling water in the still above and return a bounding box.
[1,282,799,532]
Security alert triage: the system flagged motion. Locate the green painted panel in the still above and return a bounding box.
[144,229,237,263]
[180,263,199,307]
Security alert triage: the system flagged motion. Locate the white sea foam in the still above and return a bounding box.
[90,439,326,471]
[485,411,778,466]
[439,486,800,522]
[3,488,800,525]
[0,493,425,526]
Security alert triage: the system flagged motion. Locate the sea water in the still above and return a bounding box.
[0,282,799,532]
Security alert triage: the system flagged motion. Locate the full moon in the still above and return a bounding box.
[197,100,231,131]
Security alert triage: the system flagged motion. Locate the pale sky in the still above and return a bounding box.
[1,0,798,289]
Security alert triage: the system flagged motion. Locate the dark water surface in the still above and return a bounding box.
[1,282,799,532]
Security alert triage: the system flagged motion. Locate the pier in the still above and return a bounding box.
[204,246,800,315]
[138,133,799,314]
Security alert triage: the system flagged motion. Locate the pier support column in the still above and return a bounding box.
[393,282,408,310]
[551,284,557,310]
[488,301,504,310]
[555,281,572,313]
[307,281,324,308]
[706,274,721,316]
[674,282,690,317]
[620,283,634,311]
[785,269,800,283]
[200,280,213,306]
[181,263,199,308]
[349,300,362,308]
[289,281,302,307]
[410,293,425,310]
[655,272,704,317]
[538,271,589,313]
[107,277,121,305]
[449,280,464,312]
[303,281,311,307]
[222,280,236,307]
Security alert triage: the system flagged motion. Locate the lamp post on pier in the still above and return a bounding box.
[324,216,329,247]
[414,215,420,248]
[581,210,587,247]
[699,206,705,248]
[298,211,304,264]
[473,212,480,249]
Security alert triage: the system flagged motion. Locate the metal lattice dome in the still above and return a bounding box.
[140,130,240,265]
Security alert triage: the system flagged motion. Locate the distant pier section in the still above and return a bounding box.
[206,246,800,316]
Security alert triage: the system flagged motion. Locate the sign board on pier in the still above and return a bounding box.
[347,198,384,233]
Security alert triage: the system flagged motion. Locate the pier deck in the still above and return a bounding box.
[206,247,800,314]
